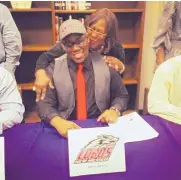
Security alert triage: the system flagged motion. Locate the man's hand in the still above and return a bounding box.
[104,56,125,74]
[50,116,81,138]
[97,109,119,124]
[34,69,54,102]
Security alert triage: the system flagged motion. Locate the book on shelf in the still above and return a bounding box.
[55,16,59,41]
[55,16,63,42]
[54,1,91,10]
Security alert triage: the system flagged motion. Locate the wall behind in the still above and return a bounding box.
[138,1,165,109]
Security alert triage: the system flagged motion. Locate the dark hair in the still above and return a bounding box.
[85,8,120,53]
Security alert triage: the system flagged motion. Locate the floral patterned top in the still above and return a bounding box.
[152,1,181,60]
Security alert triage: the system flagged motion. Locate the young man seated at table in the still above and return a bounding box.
[148,55,181,125]
[37,19,129,138]
[0,67,24,133]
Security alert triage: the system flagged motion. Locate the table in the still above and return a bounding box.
[2,115,181,180]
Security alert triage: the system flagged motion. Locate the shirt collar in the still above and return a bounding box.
[67,53,92,71]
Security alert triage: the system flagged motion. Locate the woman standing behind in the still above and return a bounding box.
[35,8,125,101]
[152,2,181,67]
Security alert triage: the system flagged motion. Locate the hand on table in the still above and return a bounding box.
[97,109,119,124]
[50,117,81,138]
[34,69,54,102]
[104,56,125,74]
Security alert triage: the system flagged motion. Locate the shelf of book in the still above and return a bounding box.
[10,8,52,12]
[55,9,143,14]
[23,45,52,52]
[22,44,140,52]
[123,43,140,49]
[18,78,138,91]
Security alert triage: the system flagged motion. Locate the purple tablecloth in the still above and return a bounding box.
[2,115,181,180]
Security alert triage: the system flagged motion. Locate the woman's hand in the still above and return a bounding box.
[104,56,125,74]
[34,69,54,102]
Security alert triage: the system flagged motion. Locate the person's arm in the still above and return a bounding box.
[35,42,65,71]
[37,87,63,123]
[36,63,80,137]
[36,83,60,124]
[0,67,24,132]
[98,68,129,123]
[109,68,129,112]
[36,63,60,123]
[34,43,65,101]
[105,42,125,75]
[0,4,22,74]
[148,64,181,125]
[107,42,125,64]
[36,83,80,137]
[104,56,125,74]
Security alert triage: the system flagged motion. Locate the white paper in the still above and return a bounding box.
[0,123,2,135]
[0,137,5,180]
[68,127,126,177]
[109,112,159,143]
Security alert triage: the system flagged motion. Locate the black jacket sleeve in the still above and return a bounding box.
[36,63,60,124]
[35,42,65,71]
[106,42,125,64]
[109,67,129,113]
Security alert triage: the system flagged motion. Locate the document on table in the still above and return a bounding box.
[0,137,5,180]
[68,127,126,177]
[109,112,159,143]
[0,123,2,134]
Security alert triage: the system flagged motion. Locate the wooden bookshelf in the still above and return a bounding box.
[18,78,138,91]
[55,8,143,14]
[1,1,145,115]
[123,78,138,85]
[123,43,140,49]
[18,82,34,90]
[22,44,140,51]
[10,8,52,12]
[23,45,51,52]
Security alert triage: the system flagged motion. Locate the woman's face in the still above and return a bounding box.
[87,18,107,50]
